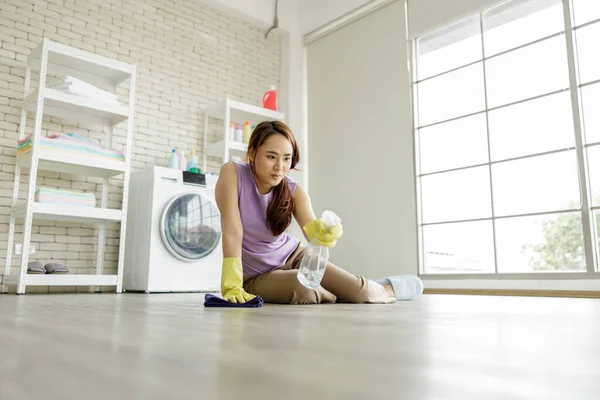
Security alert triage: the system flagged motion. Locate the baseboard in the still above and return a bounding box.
[423,288,600,298]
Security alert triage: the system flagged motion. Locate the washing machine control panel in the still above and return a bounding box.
[182,171,206,187]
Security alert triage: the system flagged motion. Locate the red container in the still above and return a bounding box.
[262,85,277,111]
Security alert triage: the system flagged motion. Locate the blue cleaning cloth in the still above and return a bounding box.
[204,293,264,308]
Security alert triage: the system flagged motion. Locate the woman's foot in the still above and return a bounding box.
[383,284,395,298]
[367,280,397,303]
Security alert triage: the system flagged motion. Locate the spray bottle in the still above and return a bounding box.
[297,210,341,289]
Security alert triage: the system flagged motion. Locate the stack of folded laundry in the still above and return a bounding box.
[17,132,125,162]
[35,187,96,208]
[48,76,119,103]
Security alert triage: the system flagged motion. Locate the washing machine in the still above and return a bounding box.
[123,166,222,293]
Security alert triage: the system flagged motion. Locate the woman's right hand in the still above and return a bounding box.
[221,257,255,303]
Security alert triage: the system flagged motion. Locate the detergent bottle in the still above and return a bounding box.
[262,85,277,111]
[234,124,243,142]
[187,149,201,174]
[168,149,179,169]
[178,150,186,171]
[229,122,236,141]
[297,210,341,289]
[242,121,252,144]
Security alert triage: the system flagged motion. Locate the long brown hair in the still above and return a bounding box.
[247,121,300,236]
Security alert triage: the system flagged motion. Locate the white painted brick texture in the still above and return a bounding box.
[0,0,281,291]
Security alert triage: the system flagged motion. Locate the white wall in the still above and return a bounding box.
[307,1,417,278]
[0,0,281,291]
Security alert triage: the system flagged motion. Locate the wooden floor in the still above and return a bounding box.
[1,293,599,400]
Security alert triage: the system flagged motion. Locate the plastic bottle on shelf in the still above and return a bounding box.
[297,210,341,289]
[187,149,201,173]
[242,121,252,144]
[178,150,186,171]
[229,122,236,141]
[262,84,277,111]
[234,124,243,142]
[168,149,179,169]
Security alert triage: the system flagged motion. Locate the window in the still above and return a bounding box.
[413,0,600,274]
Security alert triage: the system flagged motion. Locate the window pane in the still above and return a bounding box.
[575,22,600,85]
[489,92,575,161]
[423,221,495,274]
[417,15,482,80]
[495,213,585,272]
[572,0,600,27]
[492,151,580,216]
[585,146,600,207]
[417,63,485,126]
[419,114,488,174]
[580,83,600,144]
[485,36,569,108]
[483,0,564,56]
[421,167,492,223]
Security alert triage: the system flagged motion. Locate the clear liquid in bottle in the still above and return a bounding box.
[297,242,329,289]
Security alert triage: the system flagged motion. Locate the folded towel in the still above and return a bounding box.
[48,76,118,103]
[17,132,126,162]
[34,187,97,207]
[35,187,96,199]
[65,132,93,143]
[204,293,264,308]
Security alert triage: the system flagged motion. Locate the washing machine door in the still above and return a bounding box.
[159,192,221,262]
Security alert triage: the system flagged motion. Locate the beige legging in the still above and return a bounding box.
[243,245,396,304]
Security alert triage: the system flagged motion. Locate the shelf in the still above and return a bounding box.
[203,99,285,124]
[23,88,129,126]
[3,274,118,287]
[12,202,122,224]
[205,140,248,158]
[17,148,126,178]
[28,39,132,86]
[4,39,136,294]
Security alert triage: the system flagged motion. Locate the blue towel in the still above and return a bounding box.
[204,293,264,308]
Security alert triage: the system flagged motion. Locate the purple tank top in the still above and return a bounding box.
[233,161,299,278]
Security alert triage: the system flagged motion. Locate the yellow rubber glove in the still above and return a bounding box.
[303,219,343,248]
[221,257,256,303]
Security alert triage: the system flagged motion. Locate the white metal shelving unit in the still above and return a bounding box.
[202,99,285,172]
[2,39,136,294]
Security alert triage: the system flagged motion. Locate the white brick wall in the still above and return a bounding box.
[0,0,280,291]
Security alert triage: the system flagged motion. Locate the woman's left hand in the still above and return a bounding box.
[303,219,343,248]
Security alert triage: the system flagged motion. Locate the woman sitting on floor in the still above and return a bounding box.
[215,120,423,304]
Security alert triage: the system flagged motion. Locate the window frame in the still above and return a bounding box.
[411,0,600,277]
